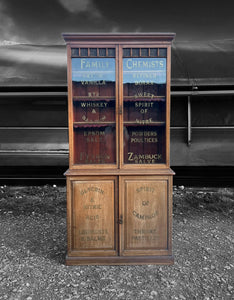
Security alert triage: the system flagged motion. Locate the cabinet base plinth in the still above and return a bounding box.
[66,255,174,266]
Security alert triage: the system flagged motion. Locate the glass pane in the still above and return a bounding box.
[123,57,167,164]
[124,126,165,164]
[90,48,97,56]
[74,126,116,164]
[71,48,79,57]
[72,58,115,95]
[123,48,131,57]
[132,48,140,57]
[150,48,158,57]
[159,48,167,57]
[80,48,88,56]
[73,99,115,123]
[72,58,116,164]
[108,48,115,57]
[99,48,106,56]
[141,48,149,57]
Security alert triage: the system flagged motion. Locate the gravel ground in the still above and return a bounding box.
[0,185,233,300]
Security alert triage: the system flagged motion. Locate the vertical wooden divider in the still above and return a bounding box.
[118,45,123,169]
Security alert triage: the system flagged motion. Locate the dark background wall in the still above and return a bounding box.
[1,0,234,44]
[0,0,233,184]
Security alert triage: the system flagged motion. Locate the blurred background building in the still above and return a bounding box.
[0,0,233,185]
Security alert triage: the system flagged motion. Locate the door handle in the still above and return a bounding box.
[118,215,123,224]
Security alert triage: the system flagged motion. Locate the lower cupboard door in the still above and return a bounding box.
[70,177,118,256]
[120,176,172,256]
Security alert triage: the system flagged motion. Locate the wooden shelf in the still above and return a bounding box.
[74,122,115,128]
[124,96,165,102]
[73,96,115,101]
[124,121,165,126]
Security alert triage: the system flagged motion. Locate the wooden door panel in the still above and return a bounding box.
[70,177,117,256]
[120,176,169,256]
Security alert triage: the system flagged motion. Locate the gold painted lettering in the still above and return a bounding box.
[81,81,106,86]
[79,229,108,235]
[80,59,109,69]
[134,229,157,234]
[136,186,155,193]
[133,210,158,220]
[83,204,102,209]
[79,152,111,163]
[80,187,104,195]
[128,152,134,161]
[136,118,153,124]
[81,102,108,108]
[135,102,154,108]
[128,153,162,163]
[126,59,165,70]
[132,131,157,137]
[86,215,99,220]
[130,138,143,143]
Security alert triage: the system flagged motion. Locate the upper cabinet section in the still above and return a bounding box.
[63,33,175,169]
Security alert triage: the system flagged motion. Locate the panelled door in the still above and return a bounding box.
[67,176,118,257]
[119,176,172,256]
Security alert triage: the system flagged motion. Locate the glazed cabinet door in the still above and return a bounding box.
[120,46,170,168]
[67,176,118,257]
[69,47,118,168]
[119,176,172,256]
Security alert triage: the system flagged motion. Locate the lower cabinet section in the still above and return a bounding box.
[66,172,173,265]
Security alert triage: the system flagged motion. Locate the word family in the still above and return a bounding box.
[80,59,109,69]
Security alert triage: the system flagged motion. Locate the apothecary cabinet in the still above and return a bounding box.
[63,33,175,265]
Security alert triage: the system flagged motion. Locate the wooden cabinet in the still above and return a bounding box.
[63,33,175,265]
